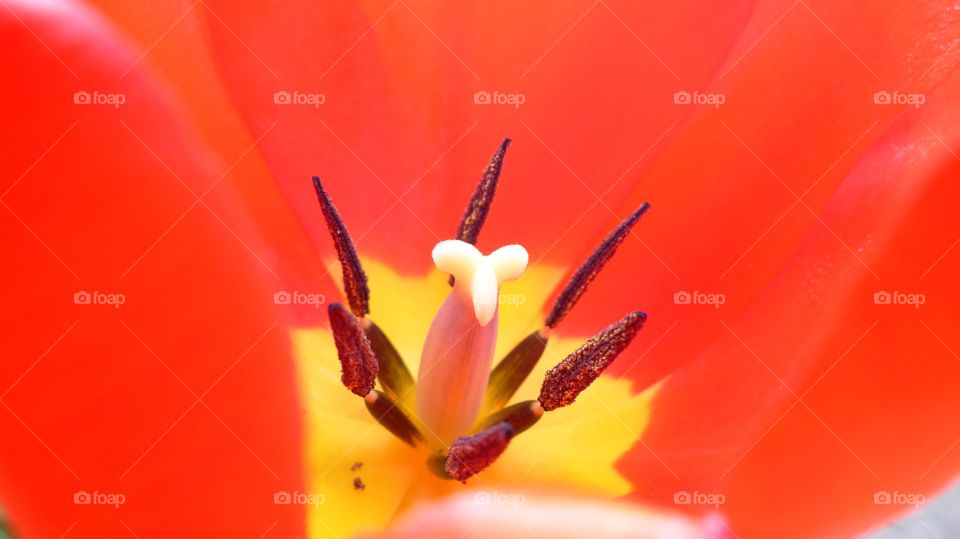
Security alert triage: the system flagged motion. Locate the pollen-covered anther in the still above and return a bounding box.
[545,203,651,329]
[445,422,514,482]
[328,303,378,396]
[539,311,646,411]
[456,138,511,245]
[313,176,370,317]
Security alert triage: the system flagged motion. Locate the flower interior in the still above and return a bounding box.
[300,139,659,535]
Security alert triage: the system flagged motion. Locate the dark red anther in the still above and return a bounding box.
[313,176,370,317]
[445,423,514,482]
[328,303,378,396]
[539,311,646,411]
[544,203,650,328]
[455,138,511,245]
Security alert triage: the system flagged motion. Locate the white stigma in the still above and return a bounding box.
[416,240,528,444]
[432,240,528,326]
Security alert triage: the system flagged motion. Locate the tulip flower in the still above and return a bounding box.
[2,0,960,538]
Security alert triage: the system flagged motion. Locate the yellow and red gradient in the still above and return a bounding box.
[294,258,658,537]
[1,1,960,538]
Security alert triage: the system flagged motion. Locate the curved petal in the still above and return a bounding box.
[0,1,301,536]
[166,0,758,274]
[561,0,960,378]
[79,1,960,536]
[624,68,960,538]
[88,0,343,323]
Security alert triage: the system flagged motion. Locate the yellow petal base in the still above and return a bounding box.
[291,258,660,538]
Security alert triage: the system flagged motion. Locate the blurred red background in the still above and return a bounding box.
[1,0,959,537]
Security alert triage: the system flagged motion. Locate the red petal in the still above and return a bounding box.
[0,1,302,536]
[91,0,344,314]
[80,1,960,535]
[560,0,960,364]
[623,69,960,538]
[162,0,757,273]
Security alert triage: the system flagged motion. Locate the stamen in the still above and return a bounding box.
[538,311,646,411]
[449,138,511,287]
[445,422,514,482]
[455,138,511,245]
[483,328,549,410]
[313,176,370,317]
[544,203,651,329]
[481,205,651,404]
[328,303,378,397]
[362,319,415,400]
[474,400,544,436]
[364,390,423,447]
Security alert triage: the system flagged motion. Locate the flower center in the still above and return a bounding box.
[415,241,528,444]
[311,139,652,483]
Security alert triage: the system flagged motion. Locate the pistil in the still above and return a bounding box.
[415,240,528,444]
